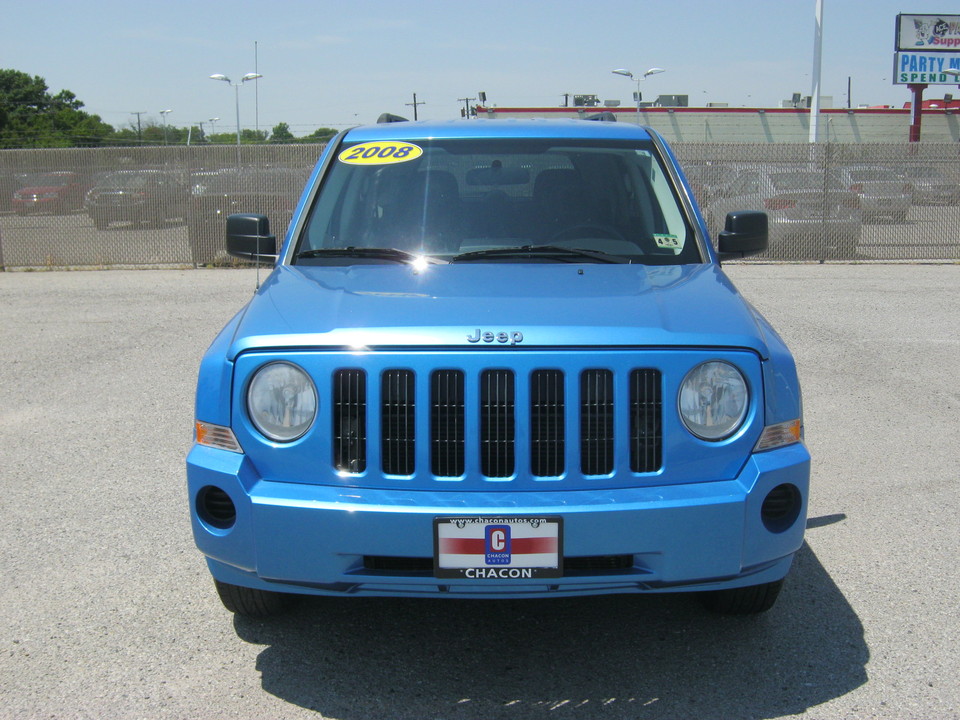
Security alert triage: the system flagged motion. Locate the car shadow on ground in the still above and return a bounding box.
[233,531,866,720]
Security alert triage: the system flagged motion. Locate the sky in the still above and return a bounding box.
[5,0,957,137]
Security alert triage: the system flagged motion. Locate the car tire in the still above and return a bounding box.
[213,579,298,618]
[698,578,784,615]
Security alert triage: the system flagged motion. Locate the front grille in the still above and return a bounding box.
[331,366,662,479]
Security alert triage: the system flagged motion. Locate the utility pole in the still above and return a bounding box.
[130,111,147,143]
[457,97,476,118]
[406,93,425,120]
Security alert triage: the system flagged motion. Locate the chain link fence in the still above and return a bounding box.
[2,141,959,268]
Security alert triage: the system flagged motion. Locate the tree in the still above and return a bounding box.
[0,68,113,148]
[270,122,294,143]
[299,127,338,144]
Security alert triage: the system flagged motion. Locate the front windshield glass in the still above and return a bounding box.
[295,137,701,265]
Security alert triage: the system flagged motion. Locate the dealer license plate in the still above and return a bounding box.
[434,516,563,579]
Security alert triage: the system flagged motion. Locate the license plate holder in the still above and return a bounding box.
[434,516,563,579]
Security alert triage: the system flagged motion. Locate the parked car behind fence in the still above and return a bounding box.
[188,166,308,264]
[833,165,912,223]
[84,169,188,229]
[12,171,85,215]
[706,166,861,260]
[901,165,960,205]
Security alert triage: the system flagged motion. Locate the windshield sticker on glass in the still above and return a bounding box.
[654,234,683,251]
[338,141,423,165]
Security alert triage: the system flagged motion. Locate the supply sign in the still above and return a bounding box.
[896,14,960,51]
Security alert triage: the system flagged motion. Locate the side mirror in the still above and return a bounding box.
[226,214,278,261]
[717,210,768,260]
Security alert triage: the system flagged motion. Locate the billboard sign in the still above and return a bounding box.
[894,51,960,84]
[897,14,960,51]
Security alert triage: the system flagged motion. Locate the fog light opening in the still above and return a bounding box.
[197,486,237,529]
[761,483,801,533]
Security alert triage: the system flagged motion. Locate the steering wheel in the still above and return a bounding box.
[551,223,627,242]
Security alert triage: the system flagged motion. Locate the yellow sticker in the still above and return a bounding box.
[338,141,423,165]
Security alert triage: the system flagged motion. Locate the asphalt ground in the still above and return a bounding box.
[0,264,958,720]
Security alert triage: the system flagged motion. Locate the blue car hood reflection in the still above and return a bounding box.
[227,263,770,357]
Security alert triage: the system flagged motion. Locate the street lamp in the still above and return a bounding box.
[159,109,173,145]
[208,117,219,139]
[210,73,263,147]
[612,67,665,123]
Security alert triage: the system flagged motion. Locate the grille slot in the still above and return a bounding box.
[580,369,614,475]
[480,370,515,477]
[630,369,663,473]
[333,369,367,473]
[381,369,415,475]
[531,369,565,477]
[431,370,465,477]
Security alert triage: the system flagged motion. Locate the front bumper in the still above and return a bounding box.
[187,442,810,599]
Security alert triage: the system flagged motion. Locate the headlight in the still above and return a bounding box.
[247,362,317,442]
[679,361,749,441]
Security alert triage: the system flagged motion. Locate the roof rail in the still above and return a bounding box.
[377,113,409,124]
[584,111,617,122]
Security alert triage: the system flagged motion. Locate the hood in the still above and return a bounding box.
[227,263,770,358]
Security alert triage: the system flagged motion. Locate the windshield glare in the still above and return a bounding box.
[296,138,700,265]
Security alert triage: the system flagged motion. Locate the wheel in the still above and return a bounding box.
[698,579,784,615]
[214,579,298,618]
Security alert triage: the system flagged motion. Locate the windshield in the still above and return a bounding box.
[295,137,701,265]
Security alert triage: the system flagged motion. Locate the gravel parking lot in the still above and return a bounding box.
[0,264,958,719]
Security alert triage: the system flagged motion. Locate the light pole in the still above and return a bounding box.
[611,67,665,123]
[208,117,219,140]
[210,73,263,147]
[159,109,172,145]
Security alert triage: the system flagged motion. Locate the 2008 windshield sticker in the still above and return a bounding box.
[338,141,423,165]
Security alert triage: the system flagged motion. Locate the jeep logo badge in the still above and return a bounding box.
[467,328,524,345]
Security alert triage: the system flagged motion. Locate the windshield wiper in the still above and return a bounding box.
[296,247,444,264]
[450,245,628,264]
